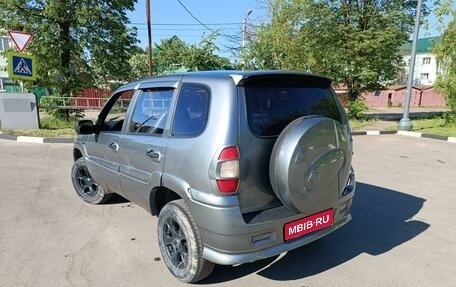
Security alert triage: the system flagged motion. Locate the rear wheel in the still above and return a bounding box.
[71,157,111,204]
[157,199,214,283]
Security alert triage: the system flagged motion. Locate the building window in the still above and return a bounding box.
[421,73,429,80]
[0,37,9,51]
[422,57,431,65]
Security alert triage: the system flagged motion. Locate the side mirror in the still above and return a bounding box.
[75,119,96,135]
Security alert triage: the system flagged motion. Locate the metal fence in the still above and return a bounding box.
[37,96,131,110]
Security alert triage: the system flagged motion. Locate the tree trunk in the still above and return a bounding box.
[59,21,71,96]
[59,21,72,120]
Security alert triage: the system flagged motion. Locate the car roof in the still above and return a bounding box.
[116,70,332,93]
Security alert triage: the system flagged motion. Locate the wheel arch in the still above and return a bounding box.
[73,147,83,161]
[150,186,182,216]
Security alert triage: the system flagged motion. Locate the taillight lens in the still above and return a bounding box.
[219,160,239,178]
[217,146,239,194]
[217,179,239,193]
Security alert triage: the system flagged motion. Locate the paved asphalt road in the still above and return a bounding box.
[1,135,455,287]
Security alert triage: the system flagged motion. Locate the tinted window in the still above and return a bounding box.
[101,90,133,132]
[172,84,210,137]
[245,85,342,137]
[128,88,173,135]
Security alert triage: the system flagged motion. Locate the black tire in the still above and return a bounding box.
[71,157,111,204]
[157,199,215,283]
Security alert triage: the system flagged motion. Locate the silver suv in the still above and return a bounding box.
[71,70,356,283]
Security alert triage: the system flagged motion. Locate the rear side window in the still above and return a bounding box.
[128,88,173,135]
[245,81,342,137]
[172,83,210,137]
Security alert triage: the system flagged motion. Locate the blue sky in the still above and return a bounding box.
[127,0,442,55]
[126,0,260,56]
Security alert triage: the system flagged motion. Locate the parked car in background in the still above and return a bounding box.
[71,70,356,283]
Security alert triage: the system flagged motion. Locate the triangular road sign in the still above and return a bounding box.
[7,30,33,52]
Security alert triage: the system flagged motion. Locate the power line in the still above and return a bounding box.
[176,0,216,33]
[175,0,241,41]
[128,21,243,38]
[134,27,240,31]
[128,22,241,26]
[131,0,247,48]
[138,34,205,38]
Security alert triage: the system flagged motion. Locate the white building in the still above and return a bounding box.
[402,36,440,86]
[0,35,12,91]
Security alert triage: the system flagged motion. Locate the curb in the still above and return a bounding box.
[0,133,74,144]
[352,130,456,143]
[1,131,456,144]
[351,130,397,136]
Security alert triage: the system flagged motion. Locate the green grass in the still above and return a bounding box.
[411,117,456,137]
[1,117,77,138]
[2,128,76,138]
[39,117,75,130]
[350,115,456,137]
[349,118,378,130]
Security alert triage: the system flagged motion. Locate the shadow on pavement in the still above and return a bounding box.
[102,193,130,204]
[200,182,429,284]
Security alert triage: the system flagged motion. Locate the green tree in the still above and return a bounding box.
[184,34,232,71]
[249,0,302,70]
[153,36,189,74]
[249,0,428,101]
[129,47,150,80]
[0,0,138,97]
[153,34,232,74]
[433,1,456,123]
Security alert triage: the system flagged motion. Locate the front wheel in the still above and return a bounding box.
[71,157,111,204]
[157,199,215,283]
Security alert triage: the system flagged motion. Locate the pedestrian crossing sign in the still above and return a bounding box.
[7,52,37,81]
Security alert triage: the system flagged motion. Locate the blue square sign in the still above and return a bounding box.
[7,52,37,81]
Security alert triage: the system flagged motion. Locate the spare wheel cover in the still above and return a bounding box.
[269,115,351,214]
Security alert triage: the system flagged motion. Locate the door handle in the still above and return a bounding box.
[145,148,161,159]
[108,142,119,151]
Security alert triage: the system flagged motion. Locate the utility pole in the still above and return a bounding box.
[146,0,153,76]
[242,9,252,70]
[398,0,423,131]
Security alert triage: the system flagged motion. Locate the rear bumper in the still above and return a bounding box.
[204,210,351,265]
[186,196,353,266]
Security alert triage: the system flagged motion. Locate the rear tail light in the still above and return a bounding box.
[217,146,239,194]
[341,167,355,197]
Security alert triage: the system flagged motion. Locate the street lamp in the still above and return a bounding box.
[242,9,252,70]
[398,0,423,131]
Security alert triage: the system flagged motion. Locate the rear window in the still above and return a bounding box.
[245,81,342,137]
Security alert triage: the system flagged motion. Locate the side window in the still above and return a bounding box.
[172,84,210,137]
[101,90,133,132]
[128,88,173,135]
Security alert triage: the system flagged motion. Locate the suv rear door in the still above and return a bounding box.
[118,82,178,212]
[237,74,351,214]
